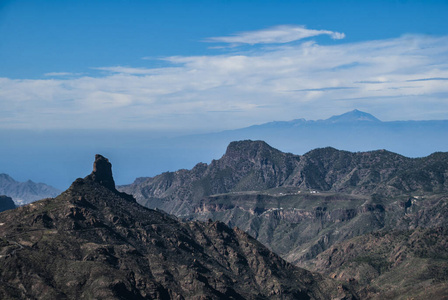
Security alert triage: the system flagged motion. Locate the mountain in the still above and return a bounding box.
[0,173,61,205]
[0,195,15,212]
[252,110,381,127]
[119,140,448,267]
[324,110,381,123]
[120,140,300,215]
[120,140,448,215]
[0,154,352,299]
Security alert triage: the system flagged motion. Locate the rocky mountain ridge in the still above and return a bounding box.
[0,154,352,299]
[120,140,448,216]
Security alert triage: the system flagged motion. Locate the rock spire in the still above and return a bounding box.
[86,154,116,190]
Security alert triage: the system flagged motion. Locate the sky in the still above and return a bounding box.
[1,0,448,190]
[1,0,448,133]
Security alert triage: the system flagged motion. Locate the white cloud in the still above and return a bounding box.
[1,33,448,131]
[44,72,82,77]
[94,66,158,75]
[205,25,345,45]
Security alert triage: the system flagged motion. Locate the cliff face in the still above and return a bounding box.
[0,154,351,300]
[189,192,448,266]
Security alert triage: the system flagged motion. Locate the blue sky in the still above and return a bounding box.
[1,0,448,189]
[1,0,448,132]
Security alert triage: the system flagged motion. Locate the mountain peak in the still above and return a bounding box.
[224,140,280,159]
[0,173,15,182]
[226,140,271,151]
[85,154,116,190]
[326,109,381,123]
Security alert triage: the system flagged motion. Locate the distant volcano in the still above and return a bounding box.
[325,109,381,123]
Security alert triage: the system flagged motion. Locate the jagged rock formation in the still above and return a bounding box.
[0,155,352,299]
[0,195,15,212]
[0,173,61,205]
[87,154,116,190]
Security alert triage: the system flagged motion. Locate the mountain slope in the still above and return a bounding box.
[310,227,448,299]
[0,173,61,205]
[0,155,351,299]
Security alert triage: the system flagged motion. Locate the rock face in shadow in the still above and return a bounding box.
[0,195,15,212]
[0,155,352,300]
[86,154,116,191]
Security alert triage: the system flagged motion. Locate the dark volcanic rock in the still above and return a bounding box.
[0,195,15,212]
[86,154,116,191]
[85,154,135,202]
[0,155,351,300]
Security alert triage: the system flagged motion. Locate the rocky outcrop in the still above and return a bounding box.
[86,154,116,190]
[0,155,353,300]
[84,154,135,202]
